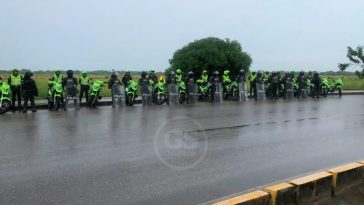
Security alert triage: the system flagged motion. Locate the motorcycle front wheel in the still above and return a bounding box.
[0,99,11,114]
[88,96,95,108]
[179,92,186,104]
[55,97,61,111]
[127,93,134,106]
[48,100,54,110]
[154,94,166,105]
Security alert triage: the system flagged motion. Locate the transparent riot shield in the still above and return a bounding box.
[300,88,308,98]
[141,84,153,106]
[65,86,79,110]
[212,83,223,103]
[286,82,294,99]
[187,83,198,104]
[168,84,179,105]
[256,82,265,101]
[238,83,248,102]
[112,84,125,108]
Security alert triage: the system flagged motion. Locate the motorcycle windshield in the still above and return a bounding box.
[92,84,101,91]
[55,84,62,92]
[1,85,10,94]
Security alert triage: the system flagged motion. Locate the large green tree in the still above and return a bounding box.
[168,37,252,77]
[339,46,364,79]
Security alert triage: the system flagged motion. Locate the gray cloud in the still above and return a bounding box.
[0,0,363,71]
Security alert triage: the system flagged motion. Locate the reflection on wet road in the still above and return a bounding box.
[0,96,363,205]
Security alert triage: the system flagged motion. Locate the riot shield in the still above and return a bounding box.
[286,82,294,99]
[238,83,248,102]
[141,84,153,106]
[168,84,179,105]
[187,83,198,104]
[300,88,308,98]
[64,86,79,110]
[256,82,265,101]
[112,84,125,107]
[212,83,223,103]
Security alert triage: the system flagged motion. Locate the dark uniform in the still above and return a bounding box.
[62,70,78,96]
[296,71,306,98]
[138,71,149,86]
[312,72,321,98]
[270,72,279,100]
[22,71,38,113]
[254,72,264,101]
[122,72,132,86]
[209,71,220,102]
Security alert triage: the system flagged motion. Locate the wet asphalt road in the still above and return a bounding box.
[0,96,364,205]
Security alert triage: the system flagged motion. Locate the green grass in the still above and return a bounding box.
[1,73,363,99]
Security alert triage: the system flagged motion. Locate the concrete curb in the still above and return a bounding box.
[204,161,364,205]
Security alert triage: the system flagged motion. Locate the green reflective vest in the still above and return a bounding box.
[10,75,21,86]
[53,74,63,83]
[223,75,231,83]
[176,74,182,83]
[80,76,90,85]
[249,73,256,81]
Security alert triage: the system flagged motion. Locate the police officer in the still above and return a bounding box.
[51,69,63,83]
[108,73,122,89]
[254,71,264,101]
[8,68,22,109]
[79,71,92,103]
[166,71,177,85]
[237,69,246,83]
[0,77,3,95]
[62,70,78,105]
[22,71,38,113]
[196,70,208,85]
[248,71,256,97]
[122,71,132,86]
[108,73,122,106]
[138,71,149,86]
[296,71,306,98]
[121,71,133,104]
[270,72,279,100]
[185,71,195,104]
[148,70,158,87]
[312,72,321,98]
[186,71,195,84]
[175,69,183,83]
[210,71,220,102]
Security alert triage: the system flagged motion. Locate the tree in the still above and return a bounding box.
[339,46,364,79]
[169,37,252,77]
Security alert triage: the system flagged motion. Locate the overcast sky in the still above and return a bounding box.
[0,0,363,71]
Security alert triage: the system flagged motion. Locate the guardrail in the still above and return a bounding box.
[205,161,364,205]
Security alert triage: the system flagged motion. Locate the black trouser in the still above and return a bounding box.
[11,86,21,107]
[253,84,258,100]
[283,85,288,99]
[313,84,320,98]
[79,85,90,103]
[23,93,35,111]
[271,83,278,99]
[297,85,305,98]
[249,82,254,97]
[210,85,215,102]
